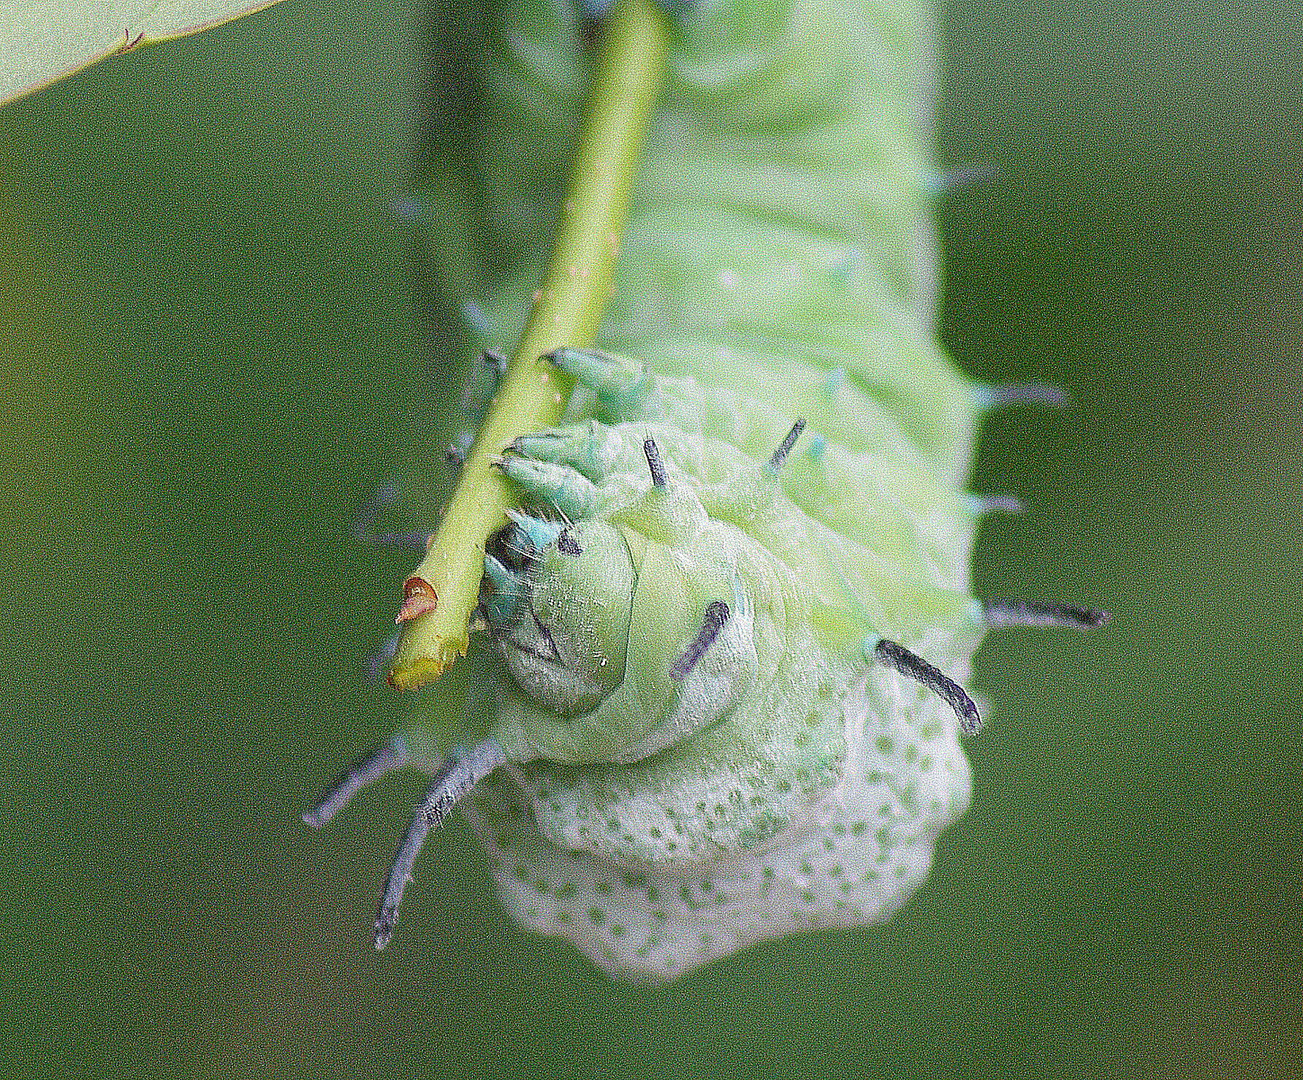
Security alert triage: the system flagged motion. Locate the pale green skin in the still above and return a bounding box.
[402,0,989,978]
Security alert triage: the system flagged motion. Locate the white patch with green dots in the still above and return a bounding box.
[468,667,969,978]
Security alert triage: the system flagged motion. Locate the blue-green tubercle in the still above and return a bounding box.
[303,0,1068,980]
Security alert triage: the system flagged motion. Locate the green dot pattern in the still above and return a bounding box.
[466,668,971,979]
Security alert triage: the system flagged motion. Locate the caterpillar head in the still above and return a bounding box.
[490,518,634,716]
[482,476,766,766]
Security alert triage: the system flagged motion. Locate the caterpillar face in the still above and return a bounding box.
[490,518,639,718]
[488,495,768,766]
[302,0,1109,979]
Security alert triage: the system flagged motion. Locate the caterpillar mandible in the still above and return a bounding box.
[304,0,1108,980]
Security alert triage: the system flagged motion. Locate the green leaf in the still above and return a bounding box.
[0,1,288,106]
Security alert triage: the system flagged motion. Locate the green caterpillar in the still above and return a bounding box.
[304,0,1107,979]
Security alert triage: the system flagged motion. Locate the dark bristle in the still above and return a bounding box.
[644,437,668,488]
[982,599,1112,630]
[981,383,1069,408]
[874,638,982,736]
[373,741,507,950]
[302,736,409,829]
[670,601,731,681]
[767,419,806,470]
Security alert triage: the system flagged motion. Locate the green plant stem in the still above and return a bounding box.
[388,0,670,690]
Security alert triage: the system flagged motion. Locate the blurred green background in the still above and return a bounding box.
[1,0,1298,1076]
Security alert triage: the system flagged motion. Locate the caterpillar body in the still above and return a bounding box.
[305,0,1107,980]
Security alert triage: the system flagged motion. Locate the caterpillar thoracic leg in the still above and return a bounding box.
[642,437,668,488]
